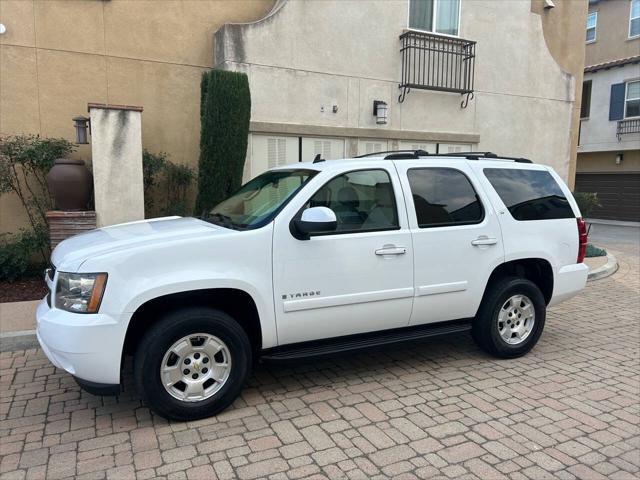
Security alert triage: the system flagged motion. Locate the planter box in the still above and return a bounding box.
[46,211,97,249]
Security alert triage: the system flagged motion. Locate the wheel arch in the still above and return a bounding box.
[480,258,554,309]
[123,288,263,359]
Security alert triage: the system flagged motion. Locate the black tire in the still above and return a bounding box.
[134,307,251,421]
[472,276,546,359]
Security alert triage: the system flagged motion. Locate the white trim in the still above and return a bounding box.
[624,79,640,119]
[586,11,597,43]
[629,0,640,39]
[406,0,462,38]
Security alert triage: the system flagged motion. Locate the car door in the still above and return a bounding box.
[395,159,505,325]
[272,164,414,345]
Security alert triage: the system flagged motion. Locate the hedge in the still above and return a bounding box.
[195,70,251,216]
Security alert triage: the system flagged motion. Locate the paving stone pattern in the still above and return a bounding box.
[1,249,638,479]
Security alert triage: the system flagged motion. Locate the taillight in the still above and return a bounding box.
[577,217,588,263]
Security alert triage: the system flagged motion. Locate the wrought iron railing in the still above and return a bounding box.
[398,30,476,107]
[617,118,640,141]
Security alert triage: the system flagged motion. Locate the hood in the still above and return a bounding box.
[52,216,226,271]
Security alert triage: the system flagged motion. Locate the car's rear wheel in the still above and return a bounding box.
[472,276,546,358]
[134,307,251,421]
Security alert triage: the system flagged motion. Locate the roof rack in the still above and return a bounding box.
[360,150,532,164]
[355,149,430,158]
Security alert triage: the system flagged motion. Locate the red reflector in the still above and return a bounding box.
[577,217,588,263]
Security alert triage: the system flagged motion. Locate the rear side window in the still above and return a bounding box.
[408,168,484,228]
[484,168,574,221]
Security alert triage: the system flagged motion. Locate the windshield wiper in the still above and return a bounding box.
[208,213,237,230]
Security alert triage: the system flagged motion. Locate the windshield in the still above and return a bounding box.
[206,169,317,230]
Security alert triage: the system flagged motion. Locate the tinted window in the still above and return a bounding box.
[408,168,483,228]
[305,169,399,233]
[484,168,574,221]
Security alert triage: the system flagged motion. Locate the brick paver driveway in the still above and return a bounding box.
[1,244,639,479]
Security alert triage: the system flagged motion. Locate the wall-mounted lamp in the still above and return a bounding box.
[0,24,7,35]
[373,100,388,125]
[615,153,624,165]
[543,0,555,10]
[73,116,90,144]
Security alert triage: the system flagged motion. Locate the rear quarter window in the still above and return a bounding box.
[484,168,574,221]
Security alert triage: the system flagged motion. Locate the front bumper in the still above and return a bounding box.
[36,299,126,389]
[549,263,589,306]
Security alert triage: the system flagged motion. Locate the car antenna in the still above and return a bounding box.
[313,154,325,163]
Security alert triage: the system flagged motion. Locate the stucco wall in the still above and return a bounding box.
[577,149,640,172]
[216,0,584,182]
[586,0,640,67]
[89,107,144,227]
[579,64,640,153]
[0,0,275,234]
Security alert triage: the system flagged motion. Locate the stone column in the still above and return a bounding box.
[88,103,145,227]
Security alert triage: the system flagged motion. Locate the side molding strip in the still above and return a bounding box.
[283,287,414,313]
[417,281,468,296]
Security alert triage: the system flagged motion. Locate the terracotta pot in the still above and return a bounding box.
[47,158,93,211]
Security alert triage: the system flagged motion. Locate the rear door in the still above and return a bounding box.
[395,159,505,325]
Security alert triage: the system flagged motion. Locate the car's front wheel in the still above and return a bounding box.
[472,276,546,358]
[134,307,251,421]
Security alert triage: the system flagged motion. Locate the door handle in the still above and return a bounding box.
[375,246,407,256]
[471,236,498,246]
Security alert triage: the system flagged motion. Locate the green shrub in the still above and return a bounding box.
[163,161,195,216]
[573,191,601,219]
[0,135,74,264]
[142,150,168,215]
[195,70,251,216]
[0,135,75,230]
[143,150,195,217]
[585,243,607,258]
[0,228,49,282]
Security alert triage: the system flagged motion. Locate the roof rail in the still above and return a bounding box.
[369,150,532,164]
[355,149,430,158]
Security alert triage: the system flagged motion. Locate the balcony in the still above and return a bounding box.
[617,118,640,141]
[398,30,476,107]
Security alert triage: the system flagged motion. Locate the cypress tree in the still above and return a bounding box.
[195,70,251,216]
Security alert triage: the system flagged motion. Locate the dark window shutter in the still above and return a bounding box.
[581,81,592,118]
[609,83,625,121]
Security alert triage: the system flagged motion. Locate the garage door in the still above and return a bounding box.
[575,173,640,222]
[301,137,345,162]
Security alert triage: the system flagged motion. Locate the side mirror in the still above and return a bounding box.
[292,206,337,240]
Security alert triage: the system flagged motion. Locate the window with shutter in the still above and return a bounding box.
[313,140,332,159]
[366,142,384,154]
[609,83,626,121]
[581,81,592,119]
[438,143,472,153]
[267,138,287,168]
[398,141,437,154]
[357,139,388,156]
[301,137,345,162]
[625,81,640,118]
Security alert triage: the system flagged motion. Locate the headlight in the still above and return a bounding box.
[55,272,108,313]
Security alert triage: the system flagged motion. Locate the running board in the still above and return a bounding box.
[260,319,472,362]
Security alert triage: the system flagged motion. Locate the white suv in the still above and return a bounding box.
[37,151,589,420]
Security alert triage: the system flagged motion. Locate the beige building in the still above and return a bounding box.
[1,0,587,234]
[0,0,274,234]
[576,0,640,222]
